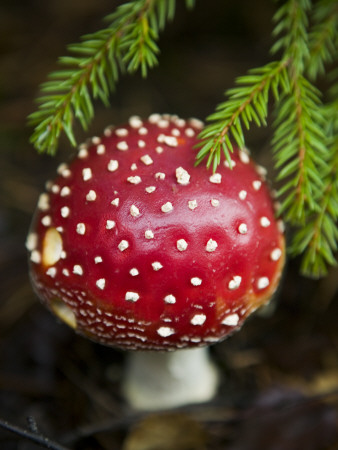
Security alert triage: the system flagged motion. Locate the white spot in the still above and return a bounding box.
[148,113,161,123]
[209,173,222,184]
[129,116,143,128]
[130,163,137,171]
[177,239,188,251]
[97,144,105,155]
[257,277,270,290]
[115,128,128,137]
[161,202,173,213]
[191,277,202,286]
[127,176,142,184]
[125,291,140,302]
[111,198,119,206]
[157,326,175,337]
[140,154,153,165]
[62,268,70,276]
[145,230,154,239]
[118,240,129,252]
[50,299,76,329]
[30,250,41,264]
[26,233,38,251]
[129,268,139,276]
[239,190,247,200]
[56,226,63,233]
[188,200,198,210]
[175,118,186,127]
[62,169,71,178]
[256,165,267,177]
[38,193,49,211]
[61,206,70,218]
[106,220,116,229]
[238,223,248,234]
[42,228,63,266]
[41,216,52,227]
[96,279,106,290]
[82,168,92,181]
[260,216,271,227]
[57,163,71,177]
[92,136,101,145]
[211,199,219,207]
[46,267,57,278]
[152,262,163,271]
[138,140,146,148]
[157,119,170,128]
[253,180,262,191]
[222,313,239,326]
[239,150,250,164]
[155,172,165,180]
[130,205,140,217]
[156,146,164,154]
[172,128,180,136]
[176,167,190,185]
[86,190,97,201]
[145,186,156,193]
[191,314,206,325]
[206,239,218,252]
[73,265,83,276]
[157,134,178,147]
[278,219,285,233]
[94,256,103,264]
[164,294,176,304]
[270,248,282,261]
[224,159,236,168]
[60,250,66,259]
[185,128,195,137]
[107,160,119,172]
[76,223,86,235]
[117,141,128,151]
[189,118,204,129]
[51,184,60,194]
[60,186,71,197]
[78,147,88,159]
[138,127,148,135]
[228,275,242,290]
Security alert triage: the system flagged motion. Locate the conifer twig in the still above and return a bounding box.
[28,0,193,155]
[196,0,337,277]
[195,59,290,171]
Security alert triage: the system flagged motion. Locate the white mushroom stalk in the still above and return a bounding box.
[123,347,219,410]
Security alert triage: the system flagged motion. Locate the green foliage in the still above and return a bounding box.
[28,0,194,156]
[196,0,338,278]
[28,0,337,278]
[195,60,290,171]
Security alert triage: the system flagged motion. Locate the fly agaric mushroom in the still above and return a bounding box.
[27,114,285,410]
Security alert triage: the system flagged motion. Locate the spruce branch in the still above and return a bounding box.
[271,0,311,73]
[195,60,290,171]
[28,0,191,155]
[292,150,338,277]
[272,76,328,223]
[290,81,338,277]
[195,0,337,277]
[307,0,338,80]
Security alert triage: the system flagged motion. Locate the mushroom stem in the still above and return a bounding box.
[122,347,219,410]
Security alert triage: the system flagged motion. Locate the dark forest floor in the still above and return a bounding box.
[0,1,337,448]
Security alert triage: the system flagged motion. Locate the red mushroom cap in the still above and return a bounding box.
[27,114,285,350]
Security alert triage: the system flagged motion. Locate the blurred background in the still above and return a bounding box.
[0,0,337,448]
